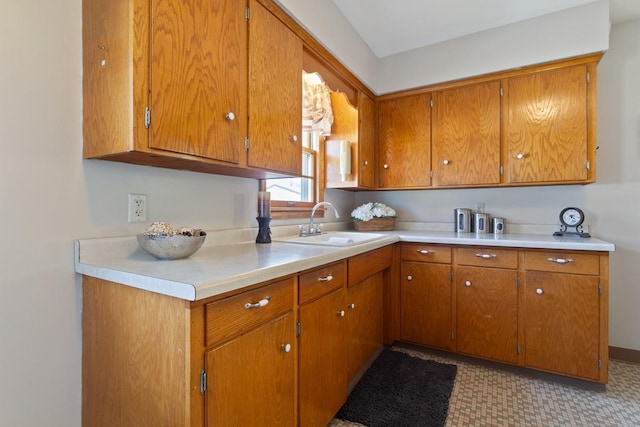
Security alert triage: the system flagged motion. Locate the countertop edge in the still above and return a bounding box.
[75,229,614,301]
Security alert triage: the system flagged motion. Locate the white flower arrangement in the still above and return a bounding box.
[351,202,397,222]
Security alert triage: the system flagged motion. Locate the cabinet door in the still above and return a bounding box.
[358,92,376,188]
[523,271,600,380]
[400,261,453,350]
[456,266,518,363]
[506,65,589,183]
[150,0,245,163]
[248,0,302,175]
[206,313,295,427]
[378,93,431,188]
[432,81,501,186]
[346,272,384,380]
[299,288,346,427]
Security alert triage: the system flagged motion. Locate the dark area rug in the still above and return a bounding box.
[336,348,457,427]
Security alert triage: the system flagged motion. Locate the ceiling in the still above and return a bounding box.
[332,0,640,58]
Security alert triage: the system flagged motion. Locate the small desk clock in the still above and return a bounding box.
[553,207,591,238]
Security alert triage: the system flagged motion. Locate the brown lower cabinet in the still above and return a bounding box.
[82,247,390,427]
[397,243,609,383]
[81,243,608,427]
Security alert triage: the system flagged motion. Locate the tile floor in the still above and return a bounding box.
[330,345,640,427]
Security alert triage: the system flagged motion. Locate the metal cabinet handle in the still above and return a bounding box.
[383,163,389,169]
[317,275,333,282]
[465,280,472,287]
[417,249,434,255]
[244,297,270,309]
[475,253,497,259]
[443,159,450,165]
[348,303,355,310]
[546,257,574,264]
[363,160,368,166]
[536,288,544,295]
[289,135,298,142]
[336,310,345,317]
[407,275,413,281]
[516,153,525,159]
[281,343,291,353]
[225,112,235,121]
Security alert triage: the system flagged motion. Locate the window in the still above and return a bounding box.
[264,129,324,219]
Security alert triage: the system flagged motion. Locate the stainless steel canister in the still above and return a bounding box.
[454,208,472,233]
[492,217,505,234]
[474,213,490,234]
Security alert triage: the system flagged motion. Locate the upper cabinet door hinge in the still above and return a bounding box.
[200,369,207,395]
[245,137,250,152]
[500,87,504,96]
[517,343,521,354]
[296,321,301,337]
[517,276,521,288]
[586,160,590,171]
[245,6,250,21]
[430,99,434,108]
[500,165,504,176]
[598,284,603,296]
[144,107,151,129]
[587,71,591,83]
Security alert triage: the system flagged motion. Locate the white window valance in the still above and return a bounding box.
[302,71,334,135]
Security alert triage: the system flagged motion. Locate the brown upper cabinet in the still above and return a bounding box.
[504,63,595,184]
[431,81,502,187]
[378,93,432,189]
[83,0,600,188]
[376,54,601,190]
[247,0,302,176]
[325,91,376,189]
[83,0,253,177]
[148,0,245,165]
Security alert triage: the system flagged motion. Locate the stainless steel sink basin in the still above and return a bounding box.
[273,231,386,247]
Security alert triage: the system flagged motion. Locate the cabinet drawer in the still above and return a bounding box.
[456,247,517,269]
[348,246,393,286]
[299,261,346,305]
[524,251,599,275]
[205,278,293,347]
[401,244,451,263]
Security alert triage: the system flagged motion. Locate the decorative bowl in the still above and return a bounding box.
[137,233,206,260]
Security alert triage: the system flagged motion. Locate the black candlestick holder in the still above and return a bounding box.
[256,217,272,244]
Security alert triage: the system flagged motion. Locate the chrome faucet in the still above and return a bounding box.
[299,202,340,236]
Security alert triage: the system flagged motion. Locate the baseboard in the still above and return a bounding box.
[609,346,640,364]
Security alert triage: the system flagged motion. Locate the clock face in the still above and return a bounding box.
[560,207,585,227]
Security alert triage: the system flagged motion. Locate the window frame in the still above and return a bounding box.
[261,131,325,220]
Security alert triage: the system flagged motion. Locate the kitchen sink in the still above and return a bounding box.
[273,231,386,247]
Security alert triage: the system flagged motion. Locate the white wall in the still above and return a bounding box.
[376,0,611,93]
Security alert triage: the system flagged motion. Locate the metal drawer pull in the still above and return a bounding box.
[417,249,434,255]
[407,275,413,281]
[348,303,355,310]
[475,253,497,259]
[281,343,291,353]
[337,310,345,317]
[465,280,472,287]
[317,275,333,282]
[244,297,270,309]
[546,257,574,264]
[536,288,544,295]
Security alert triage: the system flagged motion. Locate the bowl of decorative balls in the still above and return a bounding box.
[137,221,207,260]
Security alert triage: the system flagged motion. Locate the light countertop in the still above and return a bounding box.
[75,226,614,301]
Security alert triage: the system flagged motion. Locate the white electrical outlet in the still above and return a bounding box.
[128,194,147,223]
